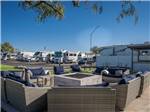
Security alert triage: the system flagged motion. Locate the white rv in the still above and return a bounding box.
[17,51,34,61]
[32,51,51,62]
[1,52,9,60]
[52,50,81,63]
[63,51,81,63]
[52,51,65,63]
[9,52,18,60]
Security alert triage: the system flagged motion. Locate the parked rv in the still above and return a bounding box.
[52,51,64,63]
[1,52,9,60]
[16,51,34,62]
[45,53,55,63]
[78,57,95,65]
[9,52,18,60]
[63,51,82,63]
[52,50,81,64]
[32,51,51,62]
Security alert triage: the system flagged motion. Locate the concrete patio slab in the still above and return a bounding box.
[120,86,150,112]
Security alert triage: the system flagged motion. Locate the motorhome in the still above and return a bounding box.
[52,50,81,63]
[31,51,51,62]
[1,52,8,60]
[77,52,95,65]
[16,51,34,61]
[52,51,65,63]
[9,52,18,60]
[63,51,81,63]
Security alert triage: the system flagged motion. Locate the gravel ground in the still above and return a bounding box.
[1,60,96,71]
[1,60,75,70]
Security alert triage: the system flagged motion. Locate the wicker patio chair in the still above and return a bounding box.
[138,71,150,96]
[25,67,54,87]
[110,76,141,111]
[1,77,7,102]
[5,78,51,112]
[101,68,129,83]
[47,87,116,112]
[70,64,81,72]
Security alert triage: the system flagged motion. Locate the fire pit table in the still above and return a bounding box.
[54,73,102,87]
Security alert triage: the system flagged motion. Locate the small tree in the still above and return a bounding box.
[1,42,15,53]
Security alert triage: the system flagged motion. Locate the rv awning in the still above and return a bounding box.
[128,44,150,50]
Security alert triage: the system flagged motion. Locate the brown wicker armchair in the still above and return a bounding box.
[47,87,116,112]
[110,77,141,111]
[24,67,54,87]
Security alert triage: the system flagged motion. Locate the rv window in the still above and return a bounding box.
[34,52,40,55]
[141,51,149,56]
[70,54,73,56]
[65,53,68,56]
[138,50,150,62]
[55,52,62,57]
[78,54,81,56]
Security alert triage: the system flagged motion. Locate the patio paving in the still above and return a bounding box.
[121,86,150,112]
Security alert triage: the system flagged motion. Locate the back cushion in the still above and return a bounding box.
[28,67,45,76]
[108,69,116,75]
[119,75,136,84]
[94,67,105,74]
[1,71,11,77]
[54,66,64,75]
[10,71,23,79]
[71,64,81,72]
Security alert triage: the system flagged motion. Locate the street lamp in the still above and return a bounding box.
[90,25,101,51]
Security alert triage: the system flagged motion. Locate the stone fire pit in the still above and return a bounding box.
[54,73,102,86]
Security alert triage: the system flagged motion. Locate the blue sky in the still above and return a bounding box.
[1,1,150,52]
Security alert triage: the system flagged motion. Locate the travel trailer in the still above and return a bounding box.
[96,42,150,72]
[96,45,134,67]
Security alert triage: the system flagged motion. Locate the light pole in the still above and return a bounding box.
[90,25,101,52]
